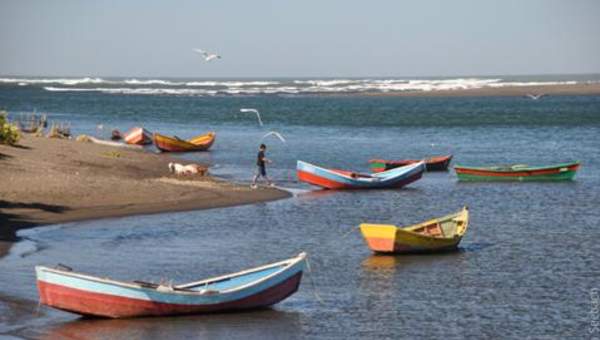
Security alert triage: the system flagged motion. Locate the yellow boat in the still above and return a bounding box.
[359,207,469,254]
[153,132,216,152]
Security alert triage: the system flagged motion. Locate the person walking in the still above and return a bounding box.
[252,144,273,188]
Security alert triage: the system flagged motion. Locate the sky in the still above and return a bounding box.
[1,0,599,78]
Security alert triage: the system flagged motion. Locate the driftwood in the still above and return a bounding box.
[76,134,144,150]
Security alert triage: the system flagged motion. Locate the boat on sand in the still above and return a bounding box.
[123,127,152,145]
[36,253,306,318]
[153,132,216,152]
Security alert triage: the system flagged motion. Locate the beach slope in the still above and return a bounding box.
[0,136,290,257]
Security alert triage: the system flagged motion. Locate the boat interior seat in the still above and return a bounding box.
[439,220,457,236]
[418,223,443,237]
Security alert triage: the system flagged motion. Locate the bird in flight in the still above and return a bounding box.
[262,131,286,143]
[193,48,221,62]
[526,93,545,100]
[240,108,263,126]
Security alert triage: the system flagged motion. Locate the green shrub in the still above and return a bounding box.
[0,111,21,145]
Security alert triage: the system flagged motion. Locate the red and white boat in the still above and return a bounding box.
[123,127,152,145]
[297,160,425,190]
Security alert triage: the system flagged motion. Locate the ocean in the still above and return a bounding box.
[1,76,599,339]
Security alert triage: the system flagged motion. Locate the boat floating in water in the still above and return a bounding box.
[297,160,425,190]
[360,207,469,254]
[153,132,216,152]
[454,161,580,181]
[369,155,453,172]
[36,253,306,318]
[123,127,153,145]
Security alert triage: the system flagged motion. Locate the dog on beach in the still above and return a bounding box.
[168,162,205,176]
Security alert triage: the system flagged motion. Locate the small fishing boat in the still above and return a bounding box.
[454,161,580,181]
[153,132,216,152]
[369,155,452,172]
[123,127,153,145]
[360,207,469,254]
[36,253,306,318]
[297,160,425,190]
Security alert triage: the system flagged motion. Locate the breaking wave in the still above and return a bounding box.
[0,76,591,96]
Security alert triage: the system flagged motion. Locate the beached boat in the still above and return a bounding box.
[454,161,580,181]
[360,207,469,254]
[297,160,425,190]
[369,155,452,172]
[153,132,216,152]
[36,253,306,318]
[123,127,152,145]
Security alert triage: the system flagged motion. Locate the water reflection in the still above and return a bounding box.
[39,309,304,340]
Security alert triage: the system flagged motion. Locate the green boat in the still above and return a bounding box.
[454,161,581,182]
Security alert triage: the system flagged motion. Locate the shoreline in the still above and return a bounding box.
[358,83,600,97]
[0,136,290,259]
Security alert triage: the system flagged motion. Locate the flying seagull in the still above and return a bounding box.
[526,93,544,100]
[262,131,286,143]
[193,48,221,62]
[240,108,263,126]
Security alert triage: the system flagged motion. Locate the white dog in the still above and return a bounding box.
[168,162,204,176]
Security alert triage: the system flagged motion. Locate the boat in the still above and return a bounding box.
[123,127,152,145]
[297,160,425,190]
[369,155,452,172]
[360,207,469,254]
[454,161,580,181]
[153,132,216,152]
[36,253,306,318]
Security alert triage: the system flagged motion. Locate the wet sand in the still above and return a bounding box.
[0,135,290,258]
[362,82,600,97]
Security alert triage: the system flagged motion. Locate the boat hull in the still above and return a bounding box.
[36,254,305,318]
[370,155,452,173]
[360,225,462,253]
[360,207,469,254]
[37,272,302,318]
[454,162,580,182]
[123,127,152,145]
[297,161,425,190]
[154,132,215,152]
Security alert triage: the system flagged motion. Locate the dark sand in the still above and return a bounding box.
[0,135,290,258]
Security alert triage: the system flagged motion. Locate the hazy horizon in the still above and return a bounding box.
[1,1,599,78]
[2,73,600,80]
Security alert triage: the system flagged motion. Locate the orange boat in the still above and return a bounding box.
[153,132,216,152]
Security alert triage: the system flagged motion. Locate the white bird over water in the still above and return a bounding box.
[262,131,286,143]
[526,93,545,100]
[193,48,221,62]
[240,108,263,126]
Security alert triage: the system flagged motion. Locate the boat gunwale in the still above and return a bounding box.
[36,253,306,296]
[298,160,424,183]
[153,132,216,149]
[360,207,469,241]
[369,154,453,166]
[454,161,580,173]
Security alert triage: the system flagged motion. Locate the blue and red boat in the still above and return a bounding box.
[297,160,425,190]
[36,253,306,318]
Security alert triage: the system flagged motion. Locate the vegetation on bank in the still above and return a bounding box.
[0,111,21,145]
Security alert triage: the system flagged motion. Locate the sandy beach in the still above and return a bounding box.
[0,135,290,258]
[363,83,600,97]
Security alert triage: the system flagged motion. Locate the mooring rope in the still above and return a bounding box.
[302,225,360,305]
[304,256,325,305]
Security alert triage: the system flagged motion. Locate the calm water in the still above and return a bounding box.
[1,82,599,339]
